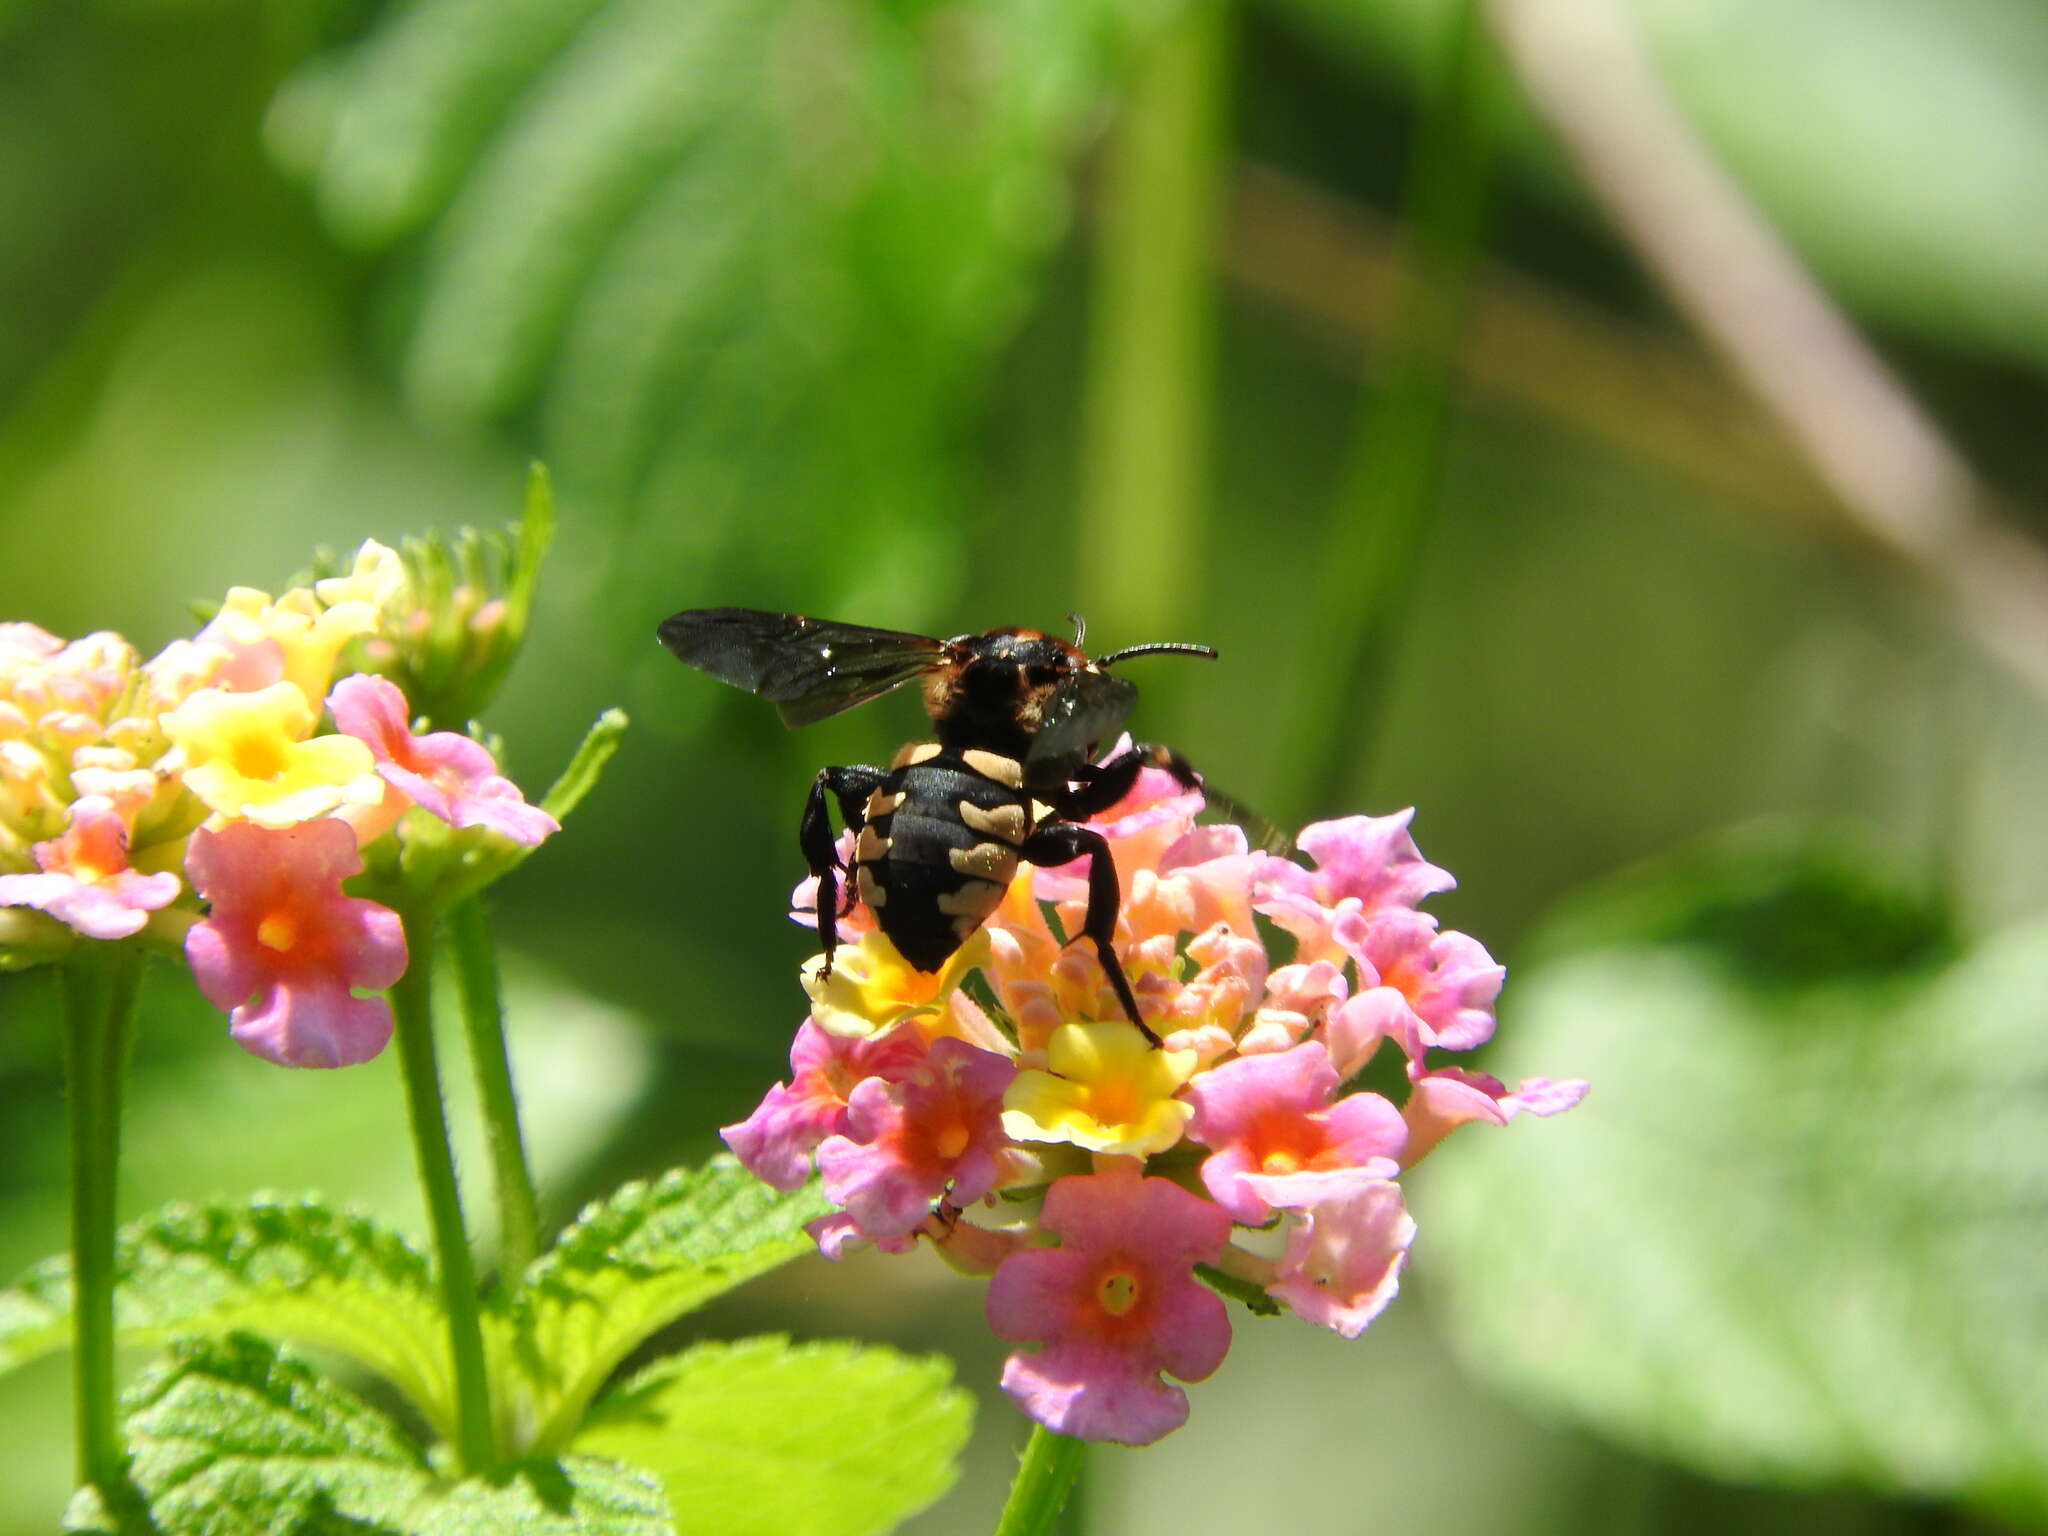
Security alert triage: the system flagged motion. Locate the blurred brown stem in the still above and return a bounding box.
[1225,164,1837,526]
[1482,0,2048,707]
[1223,10,2048,713]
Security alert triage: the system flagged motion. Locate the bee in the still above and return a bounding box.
[657,608,1218,1044]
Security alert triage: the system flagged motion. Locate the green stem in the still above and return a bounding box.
[994,1424,1087,1536]
[388,906,497,1472]
[62,942,145,1496]
[448,896,541,1279]
[1294,0,1500,816]
[1078,0,1230,655]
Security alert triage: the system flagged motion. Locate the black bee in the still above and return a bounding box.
[657,608,1218,1044]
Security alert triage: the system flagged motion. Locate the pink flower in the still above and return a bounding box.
[815,1037,1018,1241]
[987,1164,1232,1445]
[1401,1067,1588,1166]
[0,797,180,940]
[1183,1041,1406,1223]
[183,819,406,1067]
[1264,960,1350,1021]
[806,1211,920,1260]
[1266,1178,1414,1338]
[327,674,557,845]
[1281,811,1455,909]
[1322,913,1505,1075]
[1253,810,1454,966]
[721,1019,929,1190]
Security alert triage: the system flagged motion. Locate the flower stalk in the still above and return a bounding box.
[387,905,497,1471]
[994,1424,1087,1536]
[448,895,541,1278]
[61,940,145,1495]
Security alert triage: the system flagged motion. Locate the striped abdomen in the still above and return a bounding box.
[856,741,1037,970]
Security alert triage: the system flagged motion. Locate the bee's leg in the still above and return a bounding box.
[1055,745,1286,852]
[1018,821,1161,1046]
[1053,742,1202,820]
[799,764,887,977]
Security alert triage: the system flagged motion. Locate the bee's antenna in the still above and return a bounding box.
[1067,612,1086,648]
[1094,640,1219,668]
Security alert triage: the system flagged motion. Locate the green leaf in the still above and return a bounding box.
[0,1198,456,1442]
[122,1334,671,1536]
[500,462,558,662]
[1192,1261,1282,1318]
[273,0,1194,622]
[1424,846,2048,1525]
[574,1337,972,1536]
[422,705,630,906]
[539,708,630,825]
[503,1156,830,1453]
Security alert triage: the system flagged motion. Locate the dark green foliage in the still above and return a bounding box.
[1527,833,1959,994]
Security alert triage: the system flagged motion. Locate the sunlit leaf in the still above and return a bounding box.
[274,0,1194,617]
[501,1156,830,1454]
[575,1336,972,1536]
[0,1198,456,1440]
[122,1334,670,1536]
[1425,844,2048,1526]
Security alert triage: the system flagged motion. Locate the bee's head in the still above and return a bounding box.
[923,628,1084,756]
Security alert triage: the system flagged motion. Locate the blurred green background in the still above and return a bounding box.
[5,0,2048,1529]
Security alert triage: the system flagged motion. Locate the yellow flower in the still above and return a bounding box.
[161,684,380,828]
[314,540,405,611]
[1001,1021,1197,1157]
[203,586,378,710]
[800,926,992,1039]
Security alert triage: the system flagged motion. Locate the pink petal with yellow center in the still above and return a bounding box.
[183,819,405,1068]
[816,1037,1017,1239]
[0,797,180,940]
[722,1019,929,1189]
[987,1166,1231,1445]
[1185,1041,1408,1223]
[328,675,557,846]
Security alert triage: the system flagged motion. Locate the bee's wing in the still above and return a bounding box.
[658,608,947,726]
[1029,669,1138,765]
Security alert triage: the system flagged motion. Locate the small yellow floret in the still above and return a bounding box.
[314,540,406,611]
[801,927,992,1038]
[161,684,380,828]
[208,587,378,709]
[1001,1021,1196,1157]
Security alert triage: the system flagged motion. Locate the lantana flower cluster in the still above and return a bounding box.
[725,751,1585,1445]
[0,542,556,1067]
